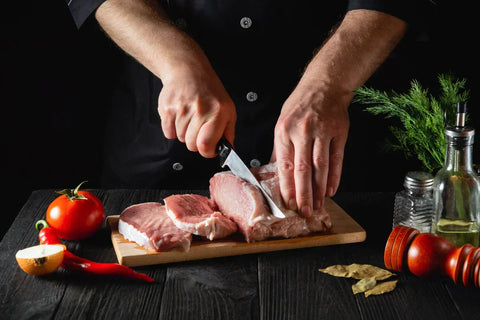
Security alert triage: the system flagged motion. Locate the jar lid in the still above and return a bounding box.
[404,171,434,189]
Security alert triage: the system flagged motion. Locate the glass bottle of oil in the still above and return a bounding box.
[432,102,480,247]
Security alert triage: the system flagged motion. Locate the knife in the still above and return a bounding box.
[217,136,286,218]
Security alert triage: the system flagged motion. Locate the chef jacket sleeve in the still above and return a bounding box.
[65,0,107,28]
[347,0,414,23]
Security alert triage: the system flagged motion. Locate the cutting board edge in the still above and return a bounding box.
[110,225,366,267]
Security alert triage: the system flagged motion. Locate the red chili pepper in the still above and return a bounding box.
[35,220,154,282]
[36,220,63,245]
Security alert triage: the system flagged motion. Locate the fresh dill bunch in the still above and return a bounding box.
[354,74,470,174]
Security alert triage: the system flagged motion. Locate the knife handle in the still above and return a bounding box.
[217,136,233,167]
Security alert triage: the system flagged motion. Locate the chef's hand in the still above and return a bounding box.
[273,83,350,217]
[157,60,237,158]
[271,9,407,217]
[95,0,236,158]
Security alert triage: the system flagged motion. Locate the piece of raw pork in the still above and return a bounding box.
[164,194,238,240]
[119,202,192,252]
[209,162,332,242]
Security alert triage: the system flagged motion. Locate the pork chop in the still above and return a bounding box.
[119,202,192,252]
[164,194,238,240]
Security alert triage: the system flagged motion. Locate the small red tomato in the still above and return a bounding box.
[46,181,105,240]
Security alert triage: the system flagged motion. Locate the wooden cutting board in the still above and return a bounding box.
[107,198,366,267]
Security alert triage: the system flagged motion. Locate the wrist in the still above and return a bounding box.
[160,52,216,86]
[296,75,354,110]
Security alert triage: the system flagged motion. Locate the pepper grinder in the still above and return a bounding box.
[431,102,480,247]
[385,225,480,287]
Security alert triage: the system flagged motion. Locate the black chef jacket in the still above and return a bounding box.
[65,1,411,189]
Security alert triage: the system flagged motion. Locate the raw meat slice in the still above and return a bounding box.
[119,202,192,252]
[209,162,332,242]
[164,194,238,240]
[209,173,271,242]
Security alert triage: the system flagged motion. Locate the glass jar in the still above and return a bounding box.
[393,171,434,233]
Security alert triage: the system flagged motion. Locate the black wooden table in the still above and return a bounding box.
[2,189,480,320]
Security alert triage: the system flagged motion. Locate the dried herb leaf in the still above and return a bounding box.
[364,280,398,297]
[352,277,377,294]
[318,264,395,280]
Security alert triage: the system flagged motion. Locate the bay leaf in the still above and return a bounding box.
[318,263,395,280]
[352,277,377,294]
[364,280,398,297]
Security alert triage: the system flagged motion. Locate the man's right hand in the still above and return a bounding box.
[96,0,236,158]
[158,64,237,158]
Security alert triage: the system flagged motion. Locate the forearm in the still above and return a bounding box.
[94,0,213,84]
[300,9,407,100]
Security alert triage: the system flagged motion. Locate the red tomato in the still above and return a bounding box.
[46,182,105,240]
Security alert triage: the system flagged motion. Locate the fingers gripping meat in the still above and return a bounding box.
[209,163,332,242]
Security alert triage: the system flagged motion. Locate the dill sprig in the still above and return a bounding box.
[354,74,470,173]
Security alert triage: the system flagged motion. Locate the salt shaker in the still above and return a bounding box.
[393,171,434,233]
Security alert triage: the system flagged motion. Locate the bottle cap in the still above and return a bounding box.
[404,171,434,189]
[446,101,474,138]
[456,101,467,127]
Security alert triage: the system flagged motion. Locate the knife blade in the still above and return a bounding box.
[217,137,286,218]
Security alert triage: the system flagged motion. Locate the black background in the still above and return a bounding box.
[1,1,478,239]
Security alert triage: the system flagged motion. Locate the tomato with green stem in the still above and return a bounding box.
[46,181,105,240]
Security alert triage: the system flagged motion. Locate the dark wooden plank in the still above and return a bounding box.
[257,242,470,320]
[158,255,260,320]
[0,190,68,319]
[4,190,480,320]
[258,245,364,320]
[355,273,462,320]
[443,279,480,319]
[52,268,166,319]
